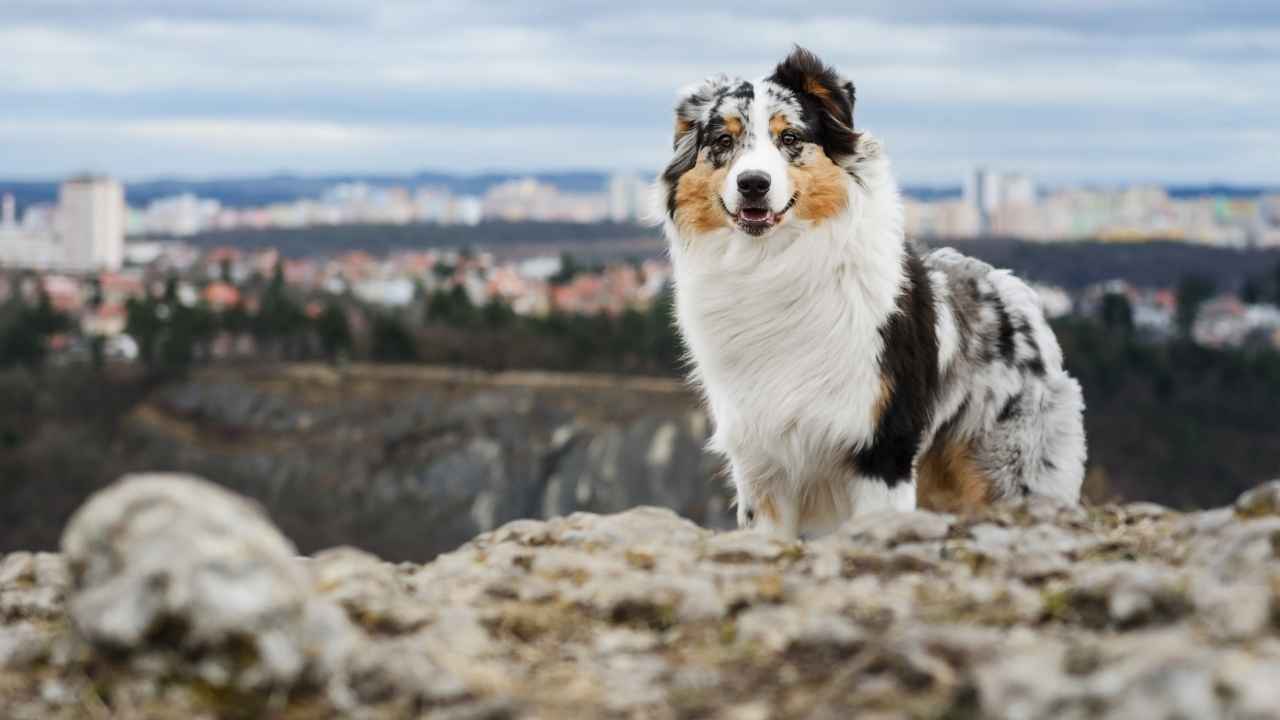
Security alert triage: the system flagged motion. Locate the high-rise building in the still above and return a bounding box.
[607,173,648,223]
[964,168,1037,235]
[1001,174,1037,208]
[964,168,996,233]
[59,175,125,271]
[1,193,14,228]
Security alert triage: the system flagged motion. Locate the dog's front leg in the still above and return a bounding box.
[732,462,800,538]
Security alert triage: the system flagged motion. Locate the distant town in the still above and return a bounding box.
[911,170,1280,247]
[2,171,1280,369]
[5,169,1280,262]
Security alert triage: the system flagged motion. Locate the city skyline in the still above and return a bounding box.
[6,168,1278,262]
[3,2,1278,184]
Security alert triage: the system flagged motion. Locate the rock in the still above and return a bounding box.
[0,624,52,669]
[311,546,432,633]
[1055,562,1191,628]
[0,474,1278,717]
[734,605,864,653]
[0,552,68,620]
[837,509,956,546]
[59,473,354,689]
[1235,480,1280,518]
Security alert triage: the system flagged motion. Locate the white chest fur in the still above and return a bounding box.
[667,185,904,492]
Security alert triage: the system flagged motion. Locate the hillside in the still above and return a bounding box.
[0,364,731,562]
[2,474,1279,718]
[942,238,1280,292]
[168,221,662,261]
[4,360,1280,563]
[136,223,1280,293]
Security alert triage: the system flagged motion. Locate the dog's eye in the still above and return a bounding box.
[780,131,799,147]
[715,133,734,150]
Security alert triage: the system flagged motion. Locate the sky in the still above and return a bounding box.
[2,1,1278,185]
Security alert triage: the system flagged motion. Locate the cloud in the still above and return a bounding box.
[1,2,1277,182]
[0,118,670,179]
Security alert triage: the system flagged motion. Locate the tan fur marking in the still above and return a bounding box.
[673,118,692,143]
[803,77,848,120]
[788,150,849,223]
[916,435,995,513]
[724,116,743,137]
[674,154,730,235]
[804,77,831,101]
[872,376,893,426]
[769,114,790,137]
[796,475,845,531]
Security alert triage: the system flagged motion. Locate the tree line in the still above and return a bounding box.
[0,259,685,378]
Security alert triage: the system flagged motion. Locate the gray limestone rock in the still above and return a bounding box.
[0,473,1277,718]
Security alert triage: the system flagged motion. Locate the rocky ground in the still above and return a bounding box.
[3,474,1280,719]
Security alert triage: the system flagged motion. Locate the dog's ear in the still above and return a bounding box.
[670,74,734,149]
[769,47,859,161]
[659,75,736,218]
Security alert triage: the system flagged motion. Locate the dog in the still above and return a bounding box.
[656,47,1086,538]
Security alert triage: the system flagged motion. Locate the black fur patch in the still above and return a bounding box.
[1022,356,1046,377]
[851,253,941,485]
[1015,320,1047,376]
[998,393,1022,423]
[767,47,859,163]
[993,298,1017,365]
[661,152,695,218]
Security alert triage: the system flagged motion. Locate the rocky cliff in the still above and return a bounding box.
[117,364,732,560]
[3,474,1280,718]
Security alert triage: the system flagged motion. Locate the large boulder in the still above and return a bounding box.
[59,474,354,690]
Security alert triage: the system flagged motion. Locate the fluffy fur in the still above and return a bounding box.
[656,48,1086,538]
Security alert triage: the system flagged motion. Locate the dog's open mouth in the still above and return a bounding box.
[724,195,797,236]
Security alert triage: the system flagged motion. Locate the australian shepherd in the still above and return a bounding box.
[657,47,1087,538]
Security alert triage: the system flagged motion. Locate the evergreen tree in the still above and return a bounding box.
[1175,275,1215,339]
[481,296,516,330]
[1100,292,1134,335]
[550,252,581,286]
[125,295,162,368]
[86,277,105,370]
[370,313,418,362]
[426,285,476,327]
[0,287,70,369]
[253,261,306,358]
[315,302,353,361]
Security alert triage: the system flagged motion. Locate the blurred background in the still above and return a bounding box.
[2,2,1278,561]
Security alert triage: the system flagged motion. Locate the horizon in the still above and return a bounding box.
[3,2,1278,185]
[3,169,1276,193]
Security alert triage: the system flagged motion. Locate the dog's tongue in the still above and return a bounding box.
[740,207,770,222]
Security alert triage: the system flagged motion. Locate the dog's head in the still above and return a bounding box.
[660,47,865,240]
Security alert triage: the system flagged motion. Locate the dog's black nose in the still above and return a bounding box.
[737,171,771,199]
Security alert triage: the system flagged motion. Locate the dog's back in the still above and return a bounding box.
[916,247,1086,512]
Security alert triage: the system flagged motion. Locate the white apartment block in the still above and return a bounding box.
[59,175,125,271]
